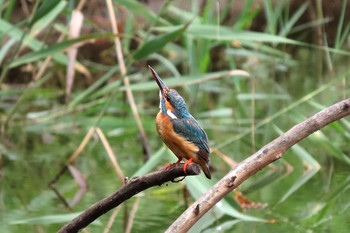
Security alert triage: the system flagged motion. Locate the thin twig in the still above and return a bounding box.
[106,0,151,159]
[211,148,237,168]
[103,205,122,233]
[251,74,255,153]
[125,196,141,233]
[66,127,96,165]
[96,128,125,184]
[68,165,89,207]
[66,10,84,104]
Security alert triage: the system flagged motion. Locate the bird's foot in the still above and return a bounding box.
[165,163,174,169]
[182,158,193,173]
[165,159,182,169]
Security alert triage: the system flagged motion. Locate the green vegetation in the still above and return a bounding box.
[1,0,350,232]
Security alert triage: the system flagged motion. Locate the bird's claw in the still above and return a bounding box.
[165,159,182,169]
[182,158,193,173]
[165,163,174,169]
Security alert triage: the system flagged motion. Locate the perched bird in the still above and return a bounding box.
[149,65,211,179]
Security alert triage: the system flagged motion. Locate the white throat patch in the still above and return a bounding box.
[158,91,162,109]
[167,110,177,119]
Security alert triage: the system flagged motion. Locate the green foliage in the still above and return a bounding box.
[9,33,119,68]
[1,0,350,232]
[133,22,190,60]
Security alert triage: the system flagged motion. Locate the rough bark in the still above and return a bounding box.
[58,98,350,233]
[166,98,350,232]
[57,163,201,233]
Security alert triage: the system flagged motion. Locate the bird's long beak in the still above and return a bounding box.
[148,65,168,96]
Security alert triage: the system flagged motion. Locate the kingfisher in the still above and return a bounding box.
[149,65,211,179]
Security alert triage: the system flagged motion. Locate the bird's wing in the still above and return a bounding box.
[171,117,210,162]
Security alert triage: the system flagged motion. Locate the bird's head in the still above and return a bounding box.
[149,65,190,119]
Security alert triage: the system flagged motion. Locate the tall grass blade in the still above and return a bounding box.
[291,110,350,165]
[3,0,16,22]
[9,33,117,68]
[335,0,348,49]
[234,0,260,30]
[132,147,167,177]
[279,2,309,37]
[0,38,16,65]
[29,0,62,26]
[185,176,265,222]
[121,70,249,92]
[156,24,302,44]
[116,0,169,26]
[0,19,69,66]
[10,213,101,225]
[69,66,119,108]
[274,125,320,203]
[133,23,190,60]
[28,0,66,36]
[217,69,350,149]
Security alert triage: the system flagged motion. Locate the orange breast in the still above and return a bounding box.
[156,112,199,161]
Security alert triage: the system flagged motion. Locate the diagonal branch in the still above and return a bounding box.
[165,98,350,232]
[57,163,201,233]
[57,98,350,233]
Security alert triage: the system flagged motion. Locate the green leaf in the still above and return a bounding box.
[293,175,350,220]
[10,213,100,225]
[217,69,350,149]
[290,110,350,165]
[279,2,309,37]
[202,220,242,233]
[132,147,168,177]
[335,0,348,49]
[274,124,320,203]
[155,24,301,44]
[234,0,261,30]
[197,108,233,118]
[116,0,169,26]
[133,23,189,60]
[121,70,249,92]
[264,0,277,35]
[3,0,16,21]
[0,19,68,65]
[311,131,350,165]
[9,33,118,68]
[0,38,16,64]
[185,176,265,222]
[69,66,119,108]
[155,24,350,56]
[29,0,63,26]
[91,70,248,100]
[28,0,67,35]
[237,93,290,100]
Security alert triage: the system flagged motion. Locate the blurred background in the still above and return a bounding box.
[1,0,350,232]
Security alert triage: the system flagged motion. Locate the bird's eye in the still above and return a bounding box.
[165,95,170,101]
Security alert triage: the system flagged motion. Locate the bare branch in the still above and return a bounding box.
[57,163,201,233]
[165,98,350,232]
[58,98,350,233]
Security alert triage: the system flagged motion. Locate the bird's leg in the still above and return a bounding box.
[165,158,182,169]
[182,158,193,173]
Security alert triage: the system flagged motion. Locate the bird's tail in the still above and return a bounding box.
[201,163,211,179]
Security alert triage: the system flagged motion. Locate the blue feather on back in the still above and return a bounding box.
[162,88,210,159]
[171,117,209,153]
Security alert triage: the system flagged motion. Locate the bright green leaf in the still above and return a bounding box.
[9,33,118,68]
[10,213,101,225]
[133,23,190,60]
[29,0,63,26]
